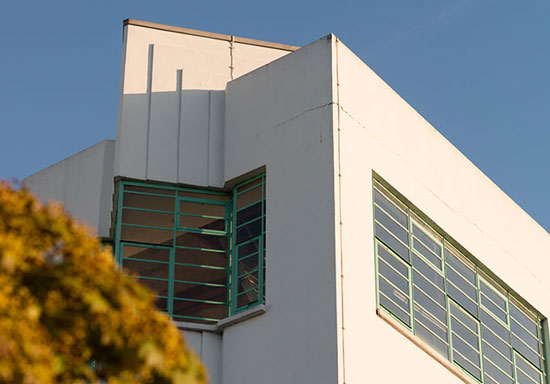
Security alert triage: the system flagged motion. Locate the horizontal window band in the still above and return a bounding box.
[482,323,512,349]
[483,340,513,366]
[235,300,262,313]
[238,269,259,280]
[445,262,477,290]
[513,335,543,360]
[411,267,445,295]
[450,314,478,340]
[374,201,409,233]
[379,273,410,299]
[238,251,260,263]
[121,223,173,231]
[119,241,172,250]
[236,199,266,213]
[173,279,226,288]
[378,254,409,283]
[414,316,448,345]
[238,286,259,297]
[451,330,480,354]
[122,206,174,214]
[480,290,507,315]
[447,280,477,307]
[411,248,444,276]
[173,262,227,271]
[176,227,229,236]
[236,181,265,197]
[179,212,226,220]
[122,256,169,264]
[127,275,169,282]
[123,190,178,198]
[483,354,514,381]
[452,348,481,372]
[413,284,446,312]
[379,291,411,320]
[414,303,447,331]
[412,234,442,262]
[122,181,228,196]
[373,185,408,217]
[375,221,410,250]
[511,316,540,342]
[171,314,220,322]
[515,360,543,384]
[172,297,226,305]
[177,196,229,206]
[175,245,228,253]
[236,216,263,230]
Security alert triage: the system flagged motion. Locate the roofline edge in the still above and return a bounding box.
[123,19,300,52]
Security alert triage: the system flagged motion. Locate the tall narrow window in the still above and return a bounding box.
[373,178,547,384]
[231,174,266,313]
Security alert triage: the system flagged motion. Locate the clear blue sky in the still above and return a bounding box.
[1,0,548,231]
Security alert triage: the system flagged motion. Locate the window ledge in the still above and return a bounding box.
[175,304,267,334]
[376,308,476,384]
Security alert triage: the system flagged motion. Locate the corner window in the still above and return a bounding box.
[113,175,266,324]
[373,178,547,384]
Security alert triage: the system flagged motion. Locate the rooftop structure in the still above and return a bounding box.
[24,19,550,384]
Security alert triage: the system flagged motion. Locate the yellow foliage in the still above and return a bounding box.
[0,182,207,384]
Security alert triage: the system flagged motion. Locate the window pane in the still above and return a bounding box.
[175,232,228,251]
[479,280,507,313]
[379,294,410,326]
[178,191,228,202]
[237,201,262,226]
[134,277,169,297]
[125,185,175,196]
[376,223,409,262]
[511,318,540,354]
[413,287,446,324]
[510,302,539,338]
[175,247,227,268]
[179,215,226,231]
[121,226,174,245]
[515,353,542,384]
[122,209,174,228]
[512,334,541,369]
[174,264,226,285]
[412,224,441,257]
[123,192,175,211]
[445,248,476,285]
[123,259,169,279]
[412,254,444,287]
[480,308,510,342]
[378,258,409,295]
[414,303,447,341]
[412,237,441,269]
[481,325,512,360]
[375,206,408,244]
[172,299,226,322]
[483,357,514,384]
[237,288,259,309]
[454,351,481,380]
[236,185,263,210]
[415,320,448,359]
[373,188,408,228]
[123,245,170,262]
[482,341,513,377]
[236,218,262,244]
[412,270,445,307]
[480,293,508,324]
[379,277,409,313]
[173,282,226,303]
[180,201,226,217]
[378,245,408,278]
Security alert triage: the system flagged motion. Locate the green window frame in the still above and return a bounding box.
[373,178,548,384]
[113,175,266,324]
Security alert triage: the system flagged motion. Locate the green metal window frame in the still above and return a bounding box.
[113,175,266,324]
[373,178,548,384]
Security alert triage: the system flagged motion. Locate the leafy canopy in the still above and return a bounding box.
[0,182,207,384]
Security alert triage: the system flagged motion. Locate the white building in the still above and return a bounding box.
[24,19,550,384]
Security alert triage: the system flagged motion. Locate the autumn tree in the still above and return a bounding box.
[0,182,207,384]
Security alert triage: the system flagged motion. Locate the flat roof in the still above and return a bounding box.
[124,19,299,52]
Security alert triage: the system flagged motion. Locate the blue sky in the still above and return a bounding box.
[1,0,548,231]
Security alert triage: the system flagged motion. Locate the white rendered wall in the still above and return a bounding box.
[23,140,115,238]
[223,36,339,384]
[182,330,222,384]
[333,38,550,384]
[115,23,293,187]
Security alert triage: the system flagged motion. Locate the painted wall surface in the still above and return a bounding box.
[181,330,222,384]
[223,36,339,384]
[333,38,550,383]
[115,24,293,186]
[23,140,115,238]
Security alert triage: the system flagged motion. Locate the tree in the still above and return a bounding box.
[0,182,207,384]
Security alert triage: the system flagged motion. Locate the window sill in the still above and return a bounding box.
[175,304,267,334]
[376,308,476,384]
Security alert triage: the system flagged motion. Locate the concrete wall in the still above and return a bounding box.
[223,36,339,384]
[23,140,115,238]
[333,37,550,384]
[115,22,294,187]
[182,330,222,384]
